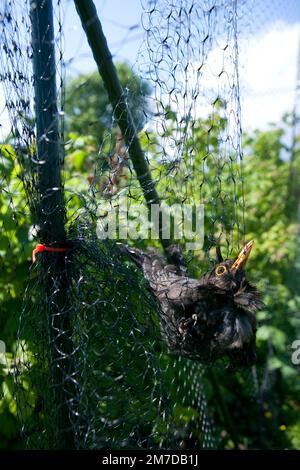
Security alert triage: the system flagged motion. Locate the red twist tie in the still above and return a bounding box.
[32,243,69,263]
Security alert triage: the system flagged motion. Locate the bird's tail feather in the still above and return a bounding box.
[118,244,168,282]
[118,244,147,269]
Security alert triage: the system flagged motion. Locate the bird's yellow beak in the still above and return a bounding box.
[230,240,254,271]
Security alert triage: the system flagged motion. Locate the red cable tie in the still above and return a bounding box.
[32,243,69,263]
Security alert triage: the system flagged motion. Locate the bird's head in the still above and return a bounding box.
[198,241,263,366]
[207,240,254,294]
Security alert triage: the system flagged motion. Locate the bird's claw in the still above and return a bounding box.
[178,314,198,335]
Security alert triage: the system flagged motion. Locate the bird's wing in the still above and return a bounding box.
[150,273,225,306]
[119,243,227,306]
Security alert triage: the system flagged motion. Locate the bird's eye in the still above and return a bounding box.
[215,265,227,276]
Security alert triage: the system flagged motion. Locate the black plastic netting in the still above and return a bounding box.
[0,0,299,450]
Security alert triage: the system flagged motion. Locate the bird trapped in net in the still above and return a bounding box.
[120,241,263,367]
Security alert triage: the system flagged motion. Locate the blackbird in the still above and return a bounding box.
[120,241,263,367]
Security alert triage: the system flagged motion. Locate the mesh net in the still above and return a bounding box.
[0,0,299,450]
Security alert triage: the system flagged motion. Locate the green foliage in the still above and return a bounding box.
[64,63,151,141]
[0,144,33,448]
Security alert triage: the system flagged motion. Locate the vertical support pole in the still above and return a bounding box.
[74,0,173,255]
[30,0,65,243]
[30,0,74,448]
